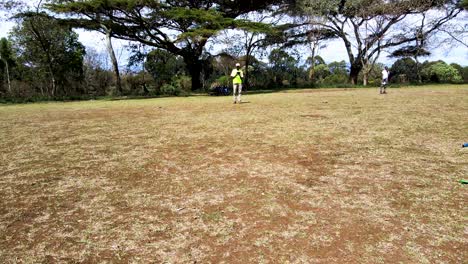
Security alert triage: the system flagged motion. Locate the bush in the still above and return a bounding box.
[172,75,191,94]
[422,62,463,83]
[312,64,331,83]
[122,73,154,96]
[160,83,180,96]
[463,67,468,83]
[215,76,229,87]
[156,75,192,96]
[323,74,348,85]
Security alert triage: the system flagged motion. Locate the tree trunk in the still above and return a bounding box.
[363,71,368,86]
[349,62,362,85]
[309,39,318,82]
[309,54,316,81]
[185,58,202,91]
[105,29,122,95]
[0,56,11,94]
[244,54,250,90]
[414,56,422,84]
[48,64,56,97]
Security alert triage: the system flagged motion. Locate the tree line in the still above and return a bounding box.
[0,0,466,102]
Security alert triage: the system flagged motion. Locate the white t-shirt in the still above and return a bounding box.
[382,69,389,80]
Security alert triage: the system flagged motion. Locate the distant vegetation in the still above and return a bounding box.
[0,0,466,102]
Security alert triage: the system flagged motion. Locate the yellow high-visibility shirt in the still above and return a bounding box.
[230,69,243,84]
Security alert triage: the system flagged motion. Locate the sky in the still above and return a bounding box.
[1,10,467,69]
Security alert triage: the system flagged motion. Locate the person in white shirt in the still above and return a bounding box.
[230,63,244,104]
[380,66,389,94]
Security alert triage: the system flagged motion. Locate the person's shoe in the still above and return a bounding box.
[233,101,237,104]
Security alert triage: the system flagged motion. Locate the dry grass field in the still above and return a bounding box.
[1,85,467,263]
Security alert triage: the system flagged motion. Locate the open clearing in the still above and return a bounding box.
[1,85,467,263]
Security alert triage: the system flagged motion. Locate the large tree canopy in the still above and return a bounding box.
[47,0,294,90]
[298,0,463,84]
[10,13,86,97]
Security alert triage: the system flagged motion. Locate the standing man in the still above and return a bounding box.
[380,66,389,94]
[231,63,244,104]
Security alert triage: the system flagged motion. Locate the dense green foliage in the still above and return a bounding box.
[46,0,293,91]
[0,0,466,101]
[421,61,463,83]
[390,58,419,83]
[7,14,85,98]
[0,37,15,94]
[145,49,186,88]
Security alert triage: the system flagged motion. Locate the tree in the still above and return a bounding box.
[267,11,336,83]
[212,52,237,78]
[313,63,331,82]
[0,38,14,93]
[144,49,186,89]
[83,47,113,96]
[320,60,348,84]
[462,66,468,83]
[437,0,468,48]
[305,24,334,82]
[359,18,382,86]
[102,23,122,94]
[390,58,418,83]
[243,56,272,89]
[1,1,25,94]
[10,13,86,97]
[47,0,126,94]
[391,46,430,83]
[268,48,298,86]
[421,61,463,83]
[305,54,326,81]
[450,63,468,83]
[328,60,347,75]
[298,0,463,84]
[390,13,433,83]
[306,55,325,66]
[47,0,293,91]
[219,11,283,90]
[450,63,464,79]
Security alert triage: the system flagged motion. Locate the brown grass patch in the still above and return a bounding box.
[1,85,467,263]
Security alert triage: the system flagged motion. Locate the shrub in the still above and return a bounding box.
[422,62,463,83]
[215,76,229,87]
[323,74,348,85]
[160,83,180,96]
[172,75,191,95]
[122,73,154,96]
[462,67,468,83]
[313,64,331,83]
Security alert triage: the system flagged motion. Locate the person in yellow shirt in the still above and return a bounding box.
[230,63,244,104]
